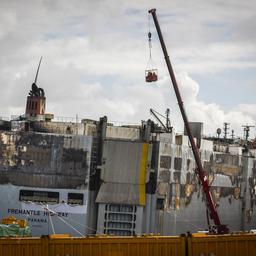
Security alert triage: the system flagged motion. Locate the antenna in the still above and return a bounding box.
[165,108,171,131]
[34,56,43,84]
[223,122,230,140]
[76,114,78,135]
[242,125,255,141]
[231,129,235,140]
[216,128,221,139]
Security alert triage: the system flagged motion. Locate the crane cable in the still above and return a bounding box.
[147,14,157,73]
[46,204,56,234]
[148,14,152,59]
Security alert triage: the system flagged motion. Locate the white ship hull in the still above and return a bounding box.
[0,184,89,236]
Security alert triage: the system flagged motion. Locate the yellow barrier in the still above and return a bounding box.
[187,233,256,256]
[0,235,186,256]
[2,233,256,256]
[0,237,43,256]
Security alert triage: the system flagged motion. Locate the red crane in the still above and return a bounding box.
[148,8,229,234]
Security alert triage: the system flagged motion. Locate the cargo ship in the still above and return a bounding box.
[1,8,256,238]
[0,70,256,237]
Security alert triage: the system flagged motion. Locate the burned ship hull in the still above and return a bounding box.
[1,117,256,236]
[0,130,92,236]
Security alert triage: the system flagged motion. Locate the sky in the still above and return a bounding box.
[0,0,255,138]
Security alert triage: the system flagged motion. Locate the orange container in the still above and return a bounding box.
[188,233,256,256]
[0,235,185,256]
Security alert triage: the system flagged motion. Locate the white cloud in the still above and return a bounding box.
[170,73,255,137]
[236,104,256,121]
[0,0,255,139]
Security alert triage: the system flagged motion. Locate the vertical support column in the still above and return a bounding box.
[241,151,254,231]
[87,116,107,234]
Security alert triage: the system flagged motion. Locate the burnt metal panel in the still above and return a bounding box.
[0,120,11,131]
[0,131,92,188]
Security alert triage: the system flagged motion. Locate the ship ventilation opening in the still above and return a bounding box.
[145,14,158,83]
[68,193,84,205]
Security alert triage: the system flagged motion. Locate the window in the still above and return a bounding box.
[160,155,172,169]
[156,198,165,210]
[68,193,84,205]
[174,157,182,170]
[19,190,59,204]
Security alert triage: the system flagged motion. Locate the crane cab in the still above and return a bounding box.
[145,69,158,82]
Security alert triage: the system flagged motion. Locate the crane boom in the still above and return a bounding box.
[150,108,171,132]
[148,8,229,234]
